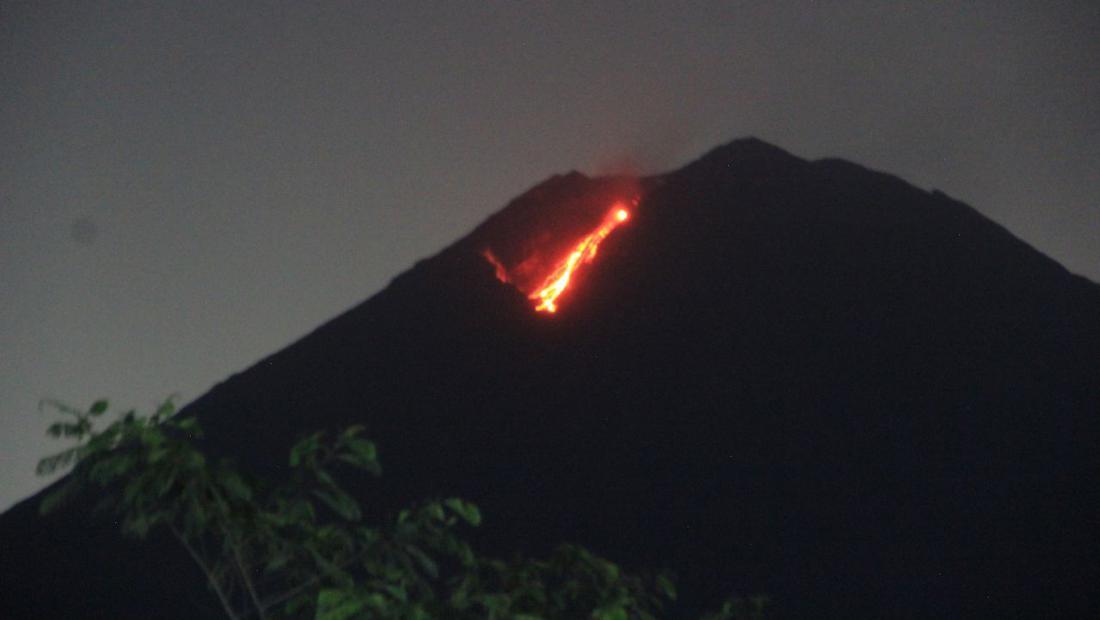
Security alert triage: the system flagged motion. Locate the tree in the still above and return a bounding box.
[37,399,766,619]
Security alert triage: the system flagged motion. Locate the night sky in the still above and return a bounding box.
[1,1,1096,510]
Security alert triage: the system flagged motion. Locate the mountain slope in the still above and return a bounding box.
[2,138,1097,618]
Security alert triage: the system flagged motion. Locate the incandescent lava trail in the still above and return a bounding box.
[483,201,634,315]
[528,205,630,313]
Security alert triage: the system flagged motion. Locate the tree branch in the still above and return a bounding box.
[170,524,241,620]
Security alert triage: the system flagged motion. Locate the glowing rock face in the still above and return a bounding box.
[527,205,630,314]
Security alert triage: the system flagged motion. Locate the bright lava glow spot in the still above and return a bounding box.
[530,203,632,314]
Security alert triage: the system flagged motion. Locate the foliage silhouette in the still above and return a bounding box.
[37,398,765,619]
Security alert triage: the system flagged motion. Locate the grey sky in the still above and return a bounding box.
[2,1,1097,510]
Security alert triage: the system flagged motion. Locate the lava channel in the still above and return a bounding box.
[485,203,632,314]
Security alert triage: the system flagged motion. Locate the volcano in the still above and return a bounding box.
[2,138,1097,618]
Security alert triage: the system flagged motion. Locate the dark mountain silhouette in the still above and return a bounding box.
[2,138,1097,618]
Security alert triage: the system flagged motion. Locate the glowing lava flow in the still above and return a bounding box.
[482,249,510,284]
[530,205,630,313]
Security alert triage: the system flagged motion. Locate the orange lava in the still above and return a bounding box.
[530,205,631,313]
[482,249,510,283]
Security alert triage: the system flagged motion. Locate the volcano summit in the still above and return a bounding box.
[2,138,1097,618]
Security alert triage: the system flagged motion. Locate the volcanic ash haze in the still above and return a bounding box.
[1,138,1098,619]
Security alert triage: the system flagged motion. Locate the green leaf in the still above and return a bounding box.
[56,421,85,438]
[403,543,439,578]
[381,583,407,603]
[123,512,156,538]
[39,398,82,418]
[347,437,376,458]
[185,451,206,469]
[172,416,200,433]
[219,472,253,502]
[147,446,169,463]
[290,432,323,467]
[425,501,446,521]
[457,541,475,567]
[338,438,381,474]
[88,454,136,484]
[264,550,291,573]
[38,478,83,515]
[480,593,511,614]
[145,429,168,449]
[655,574,677,600]
[155,469,178,497]
[360,592,387,611]
[315,468,338,490]
[285,497,317,524]
[89,400,109,416]
[153,398,176,419]
[312,488,361,521]
[593,607,628,620]
[444,498,482,526]
[36,448,78,476]
[340,424,366,439]
[315,588,365,620]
